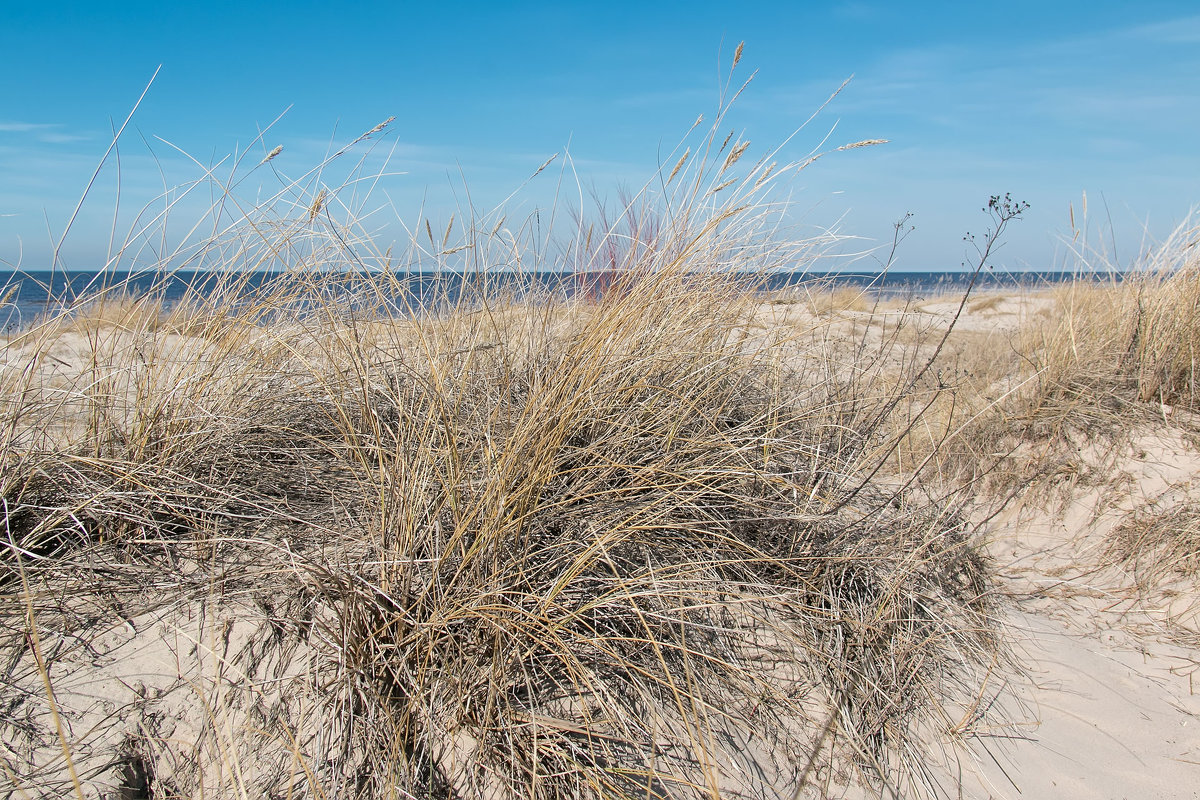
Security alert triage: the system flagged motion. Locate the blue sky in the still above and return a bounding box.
[2,1,1198,272]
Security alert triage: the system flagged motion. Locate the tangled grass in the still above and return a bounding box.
[1,66,1005,799]
[1,267,1000,799]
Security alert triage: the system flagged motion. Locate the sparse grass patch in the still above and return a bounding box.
[902,219,1200,505]
[967,293,1005,314]
[1107,502,1200,589]
[804,284,873,316]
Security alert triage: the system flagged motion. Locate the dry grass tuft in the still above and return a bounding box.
[1,266,1001,797]
[1107,502,1200,589]
[966,294,1005,314]
[1020,219,1200,421]
[1,71,1006,799]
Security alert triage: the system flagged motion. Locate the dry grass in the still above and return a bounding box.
[883,216,1200,511]
[966,294,1005,314]
[892,217,1200,632]
[0,272,1004,798]
[803,285,873,316]
[1107,502,1200,590]
[1,66,1015,799]
[14,148,1200,797]
[1016,220,1200,424]
[0,255,1004,800]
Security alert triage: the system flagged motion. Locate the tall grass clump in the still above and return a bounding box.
[907,211,1200,509]
[2,58,1003,798]
[1020,216,1200,423]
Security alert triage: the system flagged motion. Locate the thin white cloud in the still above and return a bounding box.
[38,132,93,144]
[0,121,93,144]
[1124,15,1200,45]
[0,122,58,132]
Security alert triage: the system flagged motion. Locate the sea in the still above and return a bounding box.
[0,268,1125,332]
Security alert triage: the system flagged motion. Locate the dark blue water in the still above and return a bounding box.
[0,268,1125,332]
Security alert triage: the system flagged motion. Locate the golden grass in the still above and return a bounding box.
[1019,221,1200,419]
[813,286,873,316]
[16,65,1200,800]
[0,74,1013,798]
[8,169,1200,798]
[966,293,1005,314]
[1,272,1006,798]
